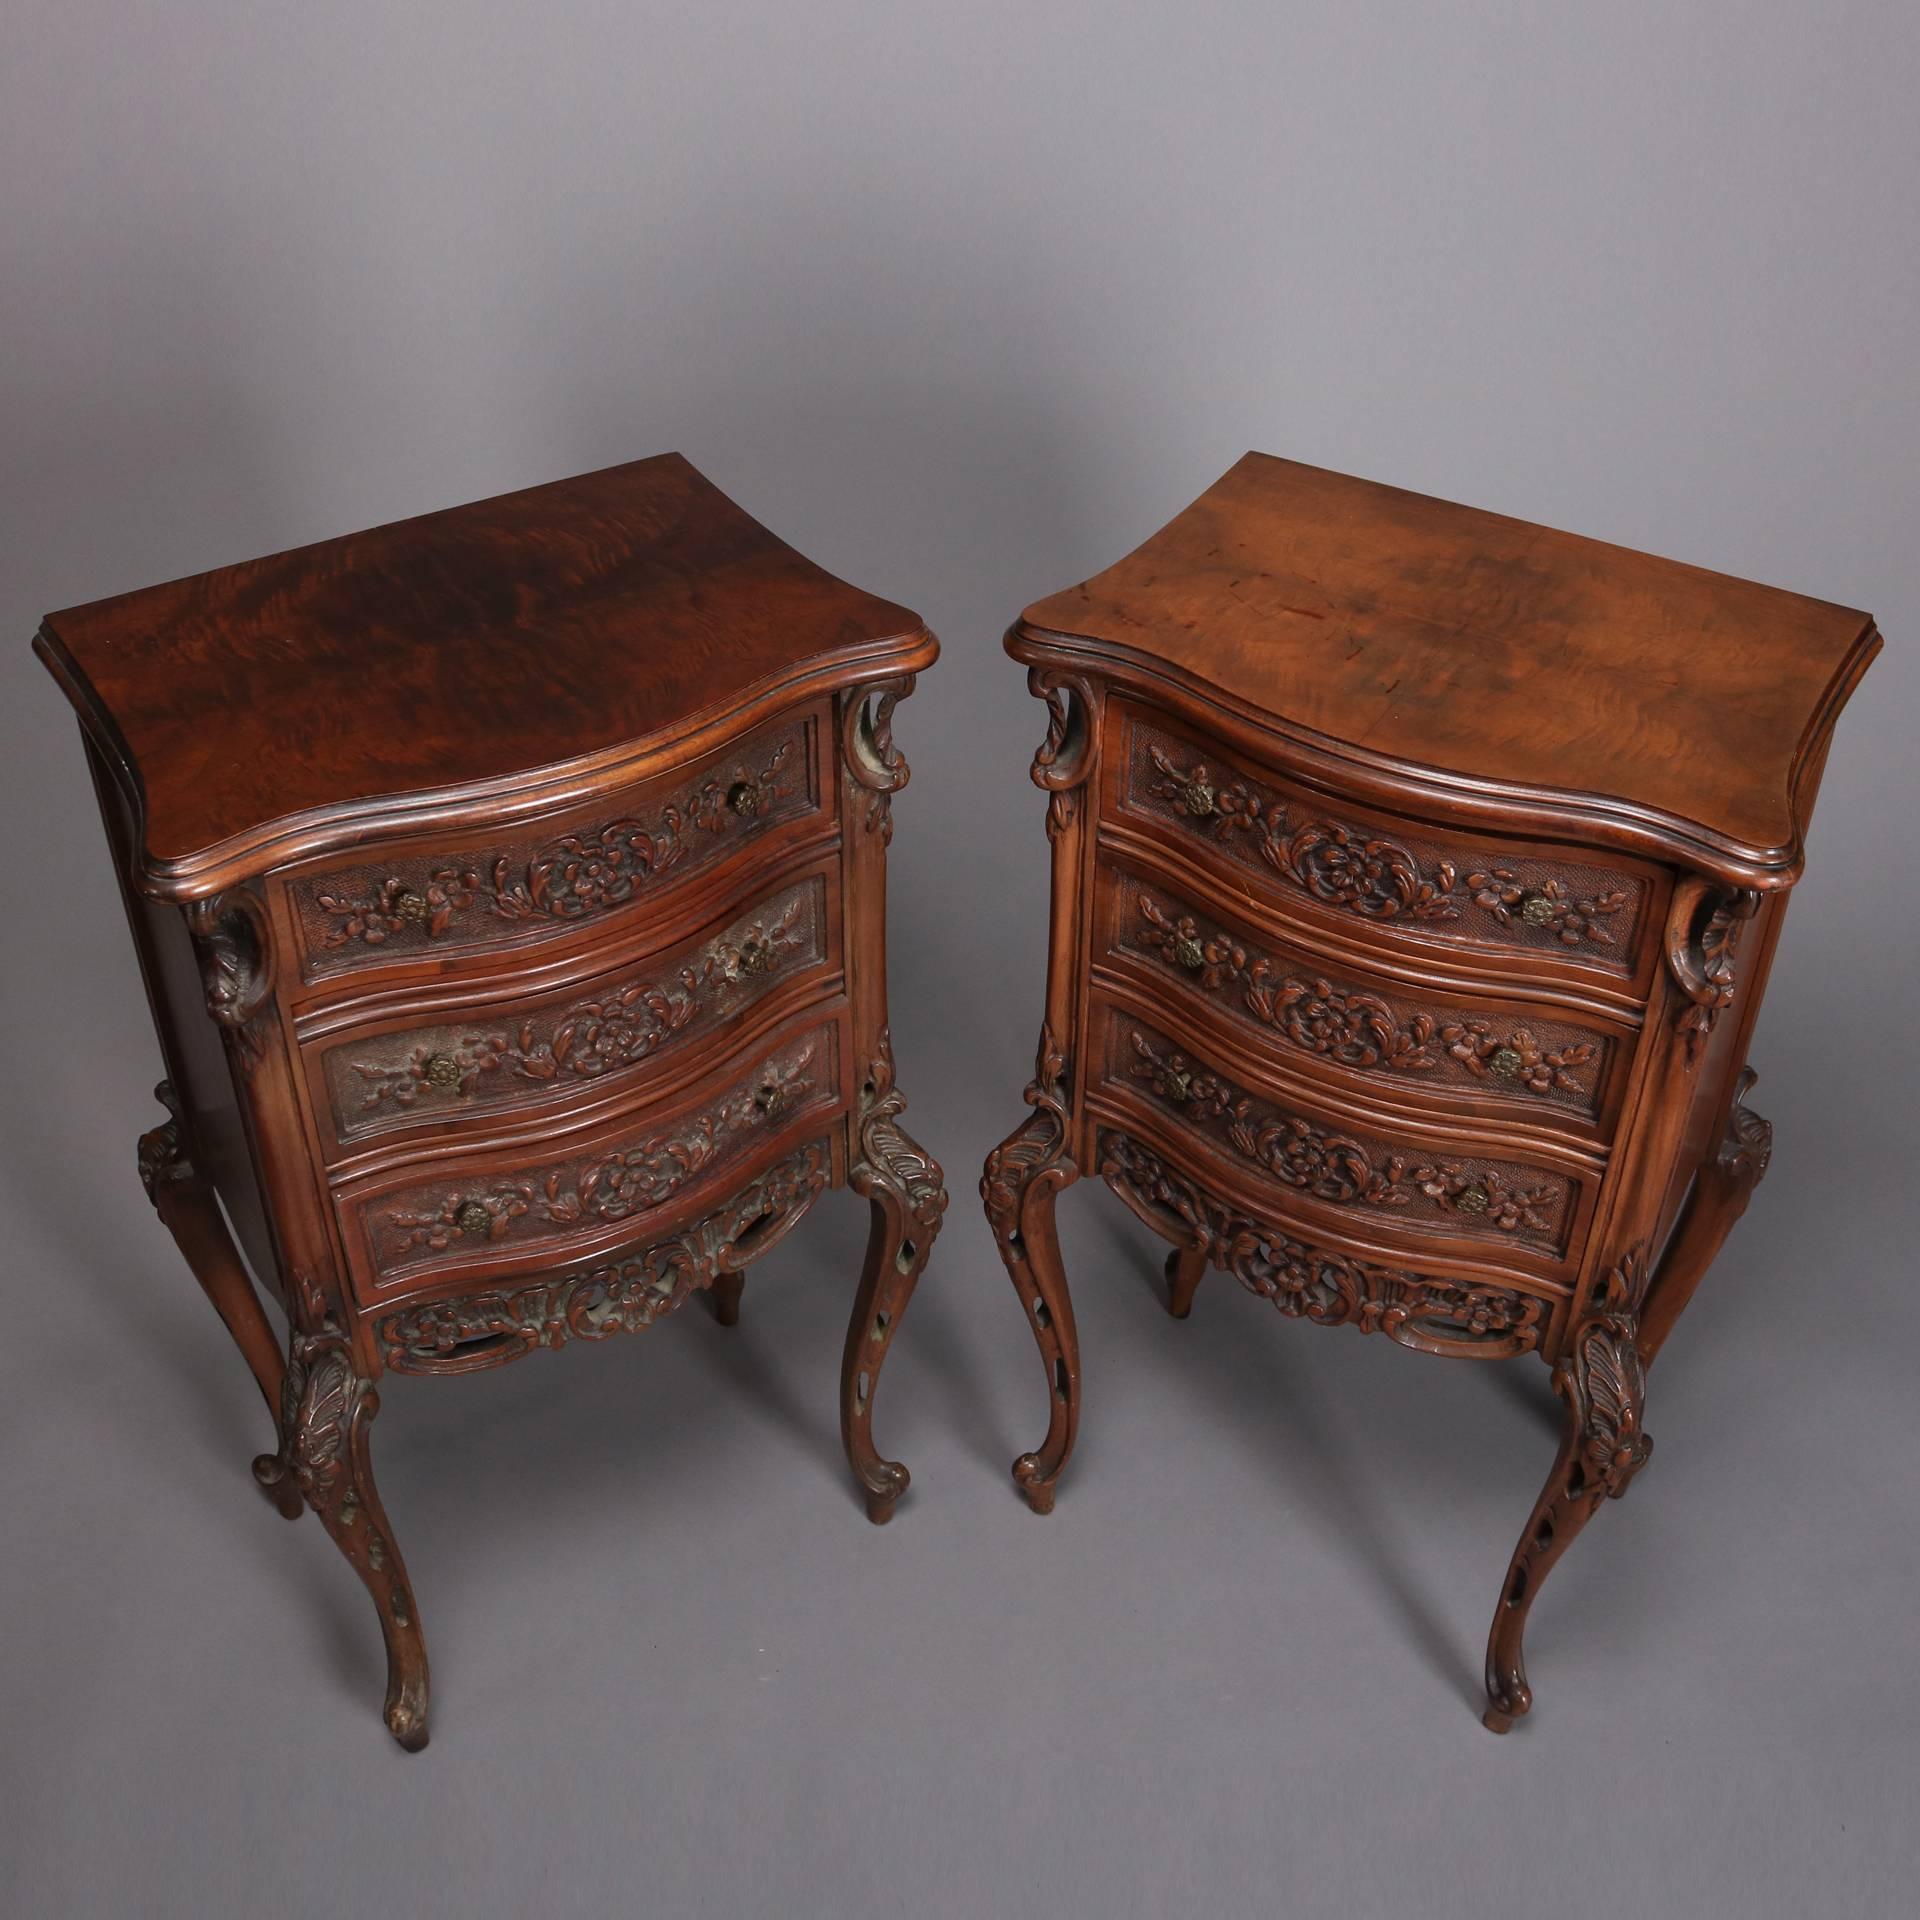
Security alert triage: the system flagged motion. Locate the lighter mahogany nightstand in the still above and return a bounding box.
[38,454,946,1749]
[983,452,1879,1730]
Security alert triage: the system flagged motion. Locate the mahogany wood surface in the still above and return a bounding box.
[40,456,947,1750]
[1022,452,1879,876]
[986,451,1876,1730]
[36,453,930,893]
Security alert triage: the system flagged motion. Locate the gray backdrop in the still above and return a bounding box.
[4,5,1916,1917]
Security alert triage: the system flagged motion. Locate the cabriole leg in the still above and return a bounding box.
[1483,1268,1652,1733]
[137,1080,291,1506]
[844,1039,947,1524]
[982,1026,1080,1515]
[253,1323,431,1752]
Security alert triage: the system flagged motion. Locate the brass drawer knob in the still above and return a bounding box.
[1162,1070,1193,1104]
[1519,893,1555,927]
[727,780,761,818]
[453,1201,493,1236]
[754,1081,785,1115]
[422,1052,463,1091]
[1455,1184,1492,1215]
[1173,933,1206,971]
[1182,781,1216,818]
[738,935,774,974]
[1488,1046,1524,1079]
[392,887,430,925]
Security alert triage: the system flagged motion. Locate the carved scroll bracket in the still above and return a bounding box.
[1027,669,1101,841]
[1663,880,1761,1066]
[841,676,916,843]
[185,889,275,1074]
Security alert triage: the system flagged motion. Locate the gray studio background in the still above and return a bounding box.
[3,5,1916,1917]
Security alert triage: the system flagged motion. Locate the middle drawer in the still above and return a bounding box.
[301,868,839,1163]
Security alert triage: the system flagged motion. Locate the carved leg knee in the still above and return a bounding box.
[1484,1264,1651,1733]
[254,1320,431,1751]
[982,1027,1080,1514]
[844,1039,947,1524]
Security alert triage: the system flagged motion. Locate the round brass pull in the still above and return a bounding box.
[1162,1070,1193,1104]
[1182,782,1216,819]
[422,1052,463,1091]
[1488,1046,1524,1079]
[1454,1184,1492,1215]
[392,887,430,925]
[727,780,761,818]
[737,936,774,974]
[454,1201,493,1236]
[1519,893,1555,928]
[1173,934,1206,971]
[754,1081,785,1115]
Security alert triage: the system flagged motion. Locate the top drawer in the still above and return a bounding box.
[1113,705,1663,987]
[284,710,825,985]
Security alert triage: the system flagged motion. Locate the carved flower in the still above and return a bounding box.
[1439,1019,1595,1096]
[1465,871,1624,946]
[1412,1164,1552,1233]
[1134,896,1244,990]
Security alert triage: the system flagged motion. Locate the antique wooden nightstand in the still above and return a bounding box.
[37,454,945,1750]
[983,452,1878,1730]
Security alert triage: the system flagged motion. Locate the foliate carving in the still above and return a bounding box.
[841,678,914,843]
[310,732,800,950]
[1121,1028,1565,1240]
[376,1039,821,1266]
[1666,881,1761,1065]
[1028,669,1099,842]
[1131,893,1604,1106]
[376,1143,832,1374]
[854,1030,948,1229]
[185,891,275,1074]
[1140,736,1636,952]
[1719,1065,1773,1185]
[1098,1133,1546,1359]
[137,1081,192,1201]
[981,1021,1074,1229]
[344,893,809,1115]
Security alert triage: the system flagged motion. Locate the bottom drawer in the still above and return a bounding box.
[336,1019,843,1303]
[1095,1126,1563,1361]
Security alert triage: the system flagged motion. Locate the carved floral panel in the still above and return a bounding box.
[1104,1021,1575,1255]
[1123,884,1610,1118]
[1123,717,1648,967]
[320,881,827,1144]
[355,1029,834,1282]
[294,719,815,975]
[1098,1132,1552,1360]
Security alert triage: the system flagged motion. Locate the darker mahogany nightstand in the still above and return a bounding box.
[983,451,1879,1730]
[37,454,947,1749]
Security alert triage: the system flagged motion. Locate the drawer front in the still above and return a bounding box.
[340,1023,840,1296]
[1092,1008,1584,1262]
[1096,1129,1560,1360]
[290,712,822,982]
[311,876,834,1156]
[1117,709,1655,978]
[1106,869,1623,1130]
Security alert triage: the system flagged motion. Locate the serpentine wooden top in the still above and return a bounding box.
[37,453,934,894]
[1015,452,1879,881]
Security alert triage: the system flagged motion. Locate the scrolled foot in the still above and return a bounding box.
[860,1462,910,1526]
[251,1450,305,1520]
[1013,1453,1058,1515]
[385,1683,431,1753]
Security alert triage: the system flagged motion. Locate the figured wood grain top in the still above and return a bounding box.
[37,454,933,888]
[1017,453,1879,873]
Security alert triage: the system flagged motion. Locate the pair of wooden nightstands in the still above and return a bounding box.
[38,451,1877,1747]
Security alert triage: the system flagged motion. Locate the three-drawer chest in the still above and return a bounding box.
[37,454,946,1749]
[983,451,1879,1729]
